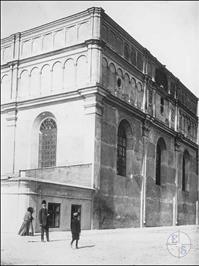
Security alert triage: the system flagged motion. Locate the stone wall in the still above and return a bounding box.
[145,127,198,226]
[93,102,143,229]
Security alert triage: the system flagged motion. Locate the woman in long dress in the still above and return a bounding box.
[18,207,34,236]
[29,207,34,236]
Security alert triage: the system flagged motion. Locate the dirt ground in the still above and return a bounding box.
[1,225,199,265]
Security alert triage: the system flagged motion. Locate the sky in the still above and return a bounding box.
[1,1,199,98]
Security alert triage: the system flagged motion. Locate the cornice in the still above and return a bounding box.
[1,8,93,42]
[103,43,145,81]
[102,12,144,54]
[1,7,104,43]
[1,34,15,45]
[0,42,87,68]
[0,85,104,113]
[178,102,198,119]
[1,177,94,191]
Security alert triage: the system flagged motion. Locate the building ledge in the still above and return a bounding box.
[1,176,95,191]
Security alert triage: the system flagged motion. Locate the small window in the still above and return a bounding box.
[117,77,122,88]
[48,203,60,228]
[160,97,164,114]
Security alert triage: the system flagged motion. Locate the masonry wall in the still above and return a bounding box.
[145,128,176,226]
[145,127,198,226]
[177,143,198,225]
[93,101,143,229]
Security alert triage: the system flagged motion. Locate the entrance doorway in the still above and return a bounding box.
[71,204,81,225]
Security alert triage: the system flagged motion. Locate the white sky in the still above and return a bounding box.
[1,1,199,98]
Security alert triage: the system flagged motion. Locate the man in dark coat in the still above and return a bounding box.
[39,200,49,242]
[70,212,81,249]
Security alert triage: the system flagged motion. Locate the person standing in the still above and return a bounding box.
[39,200,50,242]
[18,207,33,236]
[70,212,81,249]
[29,207,34,236]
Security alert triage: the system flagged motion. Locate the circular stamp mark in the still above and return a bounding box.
[166,230,191,258]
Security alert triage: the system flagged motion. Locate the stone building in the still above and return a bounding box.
[1,7,198,233]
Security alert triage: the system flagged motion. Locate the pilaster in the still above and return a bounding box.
[174,134,182,225]
[140,115,153,227]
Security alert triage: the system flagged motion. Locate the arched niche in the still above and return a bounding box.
[32,37,41,54]
[67,26,77,45]
[129,78,136,106]
[52,61,63,91]
[137,82,143,109]
[102,57,109,89]
[1,74,10,102]
[78,22,89,42]
[64,59,75,91]
[42,33,52,51]
[41,64,51,95]
[76,55,88,87]
[108,63,116,94]
[22,40,31,57]
[116,68,123,97]
[18,70,29,99]
[124,73,130,96]
[30,67,40,97]
[54,30,64,49]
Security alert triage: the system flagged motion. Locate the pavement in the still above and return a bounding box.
[1,225,199,265]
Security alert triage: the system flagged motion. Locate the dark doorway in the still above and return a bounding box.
[71,204,81,225]
[48,203,60,228]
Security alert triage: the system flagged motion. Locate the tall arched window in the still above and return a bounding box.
[38,118,57,168]
[155,138,166,185]
[156,143,161,185]
[182,151,190,191]
[117,123,127,176]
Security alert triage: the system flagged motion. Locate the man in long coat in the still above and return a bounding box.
[39,200,49,242]
[70,212,81,249]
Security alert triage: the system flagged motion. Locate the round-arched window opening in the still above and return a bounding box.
[117,78,122,87]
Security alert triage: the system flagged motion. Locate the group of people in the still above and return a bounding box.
[18,200,81,248]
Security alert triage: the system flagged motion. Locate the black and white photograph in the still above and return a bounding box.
[1,1,199,265]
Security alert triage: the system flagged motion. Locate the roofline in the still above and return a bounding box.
[1,6,197,100]
[1,6,104,42]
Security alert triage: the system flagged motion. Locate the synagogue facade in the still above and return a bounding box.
[1,7,198,233]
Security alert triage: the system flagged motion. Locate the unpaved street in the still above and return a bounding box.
[1,225,199,265]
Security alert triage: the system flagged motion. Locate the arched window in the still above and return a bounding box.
[182,151,190,191]
[155,138,166,185]
[117,123,127,176]
[156,143,161,185]
[38,118,57,168]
